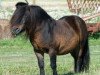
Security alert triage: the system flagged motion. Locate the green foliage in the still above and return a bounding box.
[0,35,31,47]
[89,33,100,39]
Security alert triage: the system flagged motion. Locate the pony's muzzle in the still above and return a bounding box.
[12,28,21,35]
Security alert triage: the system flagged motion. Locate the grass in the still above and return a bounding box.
[0,35,100,75]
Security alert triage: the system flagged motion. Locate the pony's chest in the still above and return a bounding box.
[33,32,51,49]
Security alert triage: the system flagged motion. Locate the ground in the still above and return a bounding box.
[0,36,100,75]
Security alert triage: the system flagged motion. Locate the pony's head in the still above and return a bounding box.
[10,2,30,35]
[10,2,51,35]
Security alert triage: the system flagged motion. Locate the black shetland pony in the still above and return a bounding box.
[10,2,90,75]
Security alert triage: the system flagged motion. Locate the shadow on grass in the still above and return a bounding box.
[60,71,74,75]
[89,33,100,39]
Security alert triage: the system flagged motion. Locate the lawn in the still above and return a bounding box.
[0,36,100,75]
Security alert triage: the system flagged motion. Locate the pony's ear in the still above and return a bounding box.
[16,2,28,8]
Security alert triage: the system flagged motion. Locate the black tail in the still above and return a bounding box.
[82,38,90,72]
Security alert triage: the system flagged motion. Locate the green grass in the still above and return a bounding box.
[0,36,100,75]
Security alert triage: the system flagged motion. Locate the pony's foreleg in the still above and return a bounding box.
[35,51,45,75]
[49,48,58,75]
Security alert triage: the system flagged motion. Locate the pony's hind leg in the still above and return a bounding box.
[70,48,82,73]
[71,39,90,73]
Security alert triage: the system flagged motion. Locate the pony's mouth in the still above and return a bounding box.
[11,24,25,36]
[12,28,22,35]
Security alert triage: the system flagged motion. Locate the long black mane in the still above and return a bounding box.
[11,3,52,24]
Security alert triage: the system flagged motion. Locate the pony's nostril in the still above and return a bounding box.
[15,28,20,32]
[12,28,21,34]
[15,28,19,31]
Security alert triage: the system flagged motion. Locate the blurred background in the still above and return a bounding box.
[0,0,100,39]
[0,0,100,75]
[0,0,100,20]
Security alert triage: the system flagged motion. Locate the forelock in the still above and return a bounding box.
[16,2,28,9]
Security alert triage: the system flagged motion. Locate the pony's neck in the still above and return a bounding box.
[25,6,53,37]
[25,18,55,39]
[29,5,52,23]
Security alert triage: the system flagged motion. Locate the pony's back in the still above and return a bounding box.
[59,15,88,39]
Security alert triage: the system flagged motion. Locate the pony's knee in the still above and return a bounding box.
[39,64,44,69]
[50,63,56,69]
[38,61,44,69]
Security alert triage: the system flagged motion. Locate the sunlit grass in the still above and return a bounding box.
[0,36,100,75]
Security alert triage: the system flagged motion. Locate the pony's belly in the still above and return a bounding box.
[57,49,71,55]
[57,46,74,55]
[57,39,79,55]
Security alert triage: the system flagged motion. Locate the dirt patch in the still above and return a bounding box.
[87,23,100,34]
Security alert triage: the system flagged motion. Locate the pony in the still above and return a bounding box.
[10,2,90,75]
